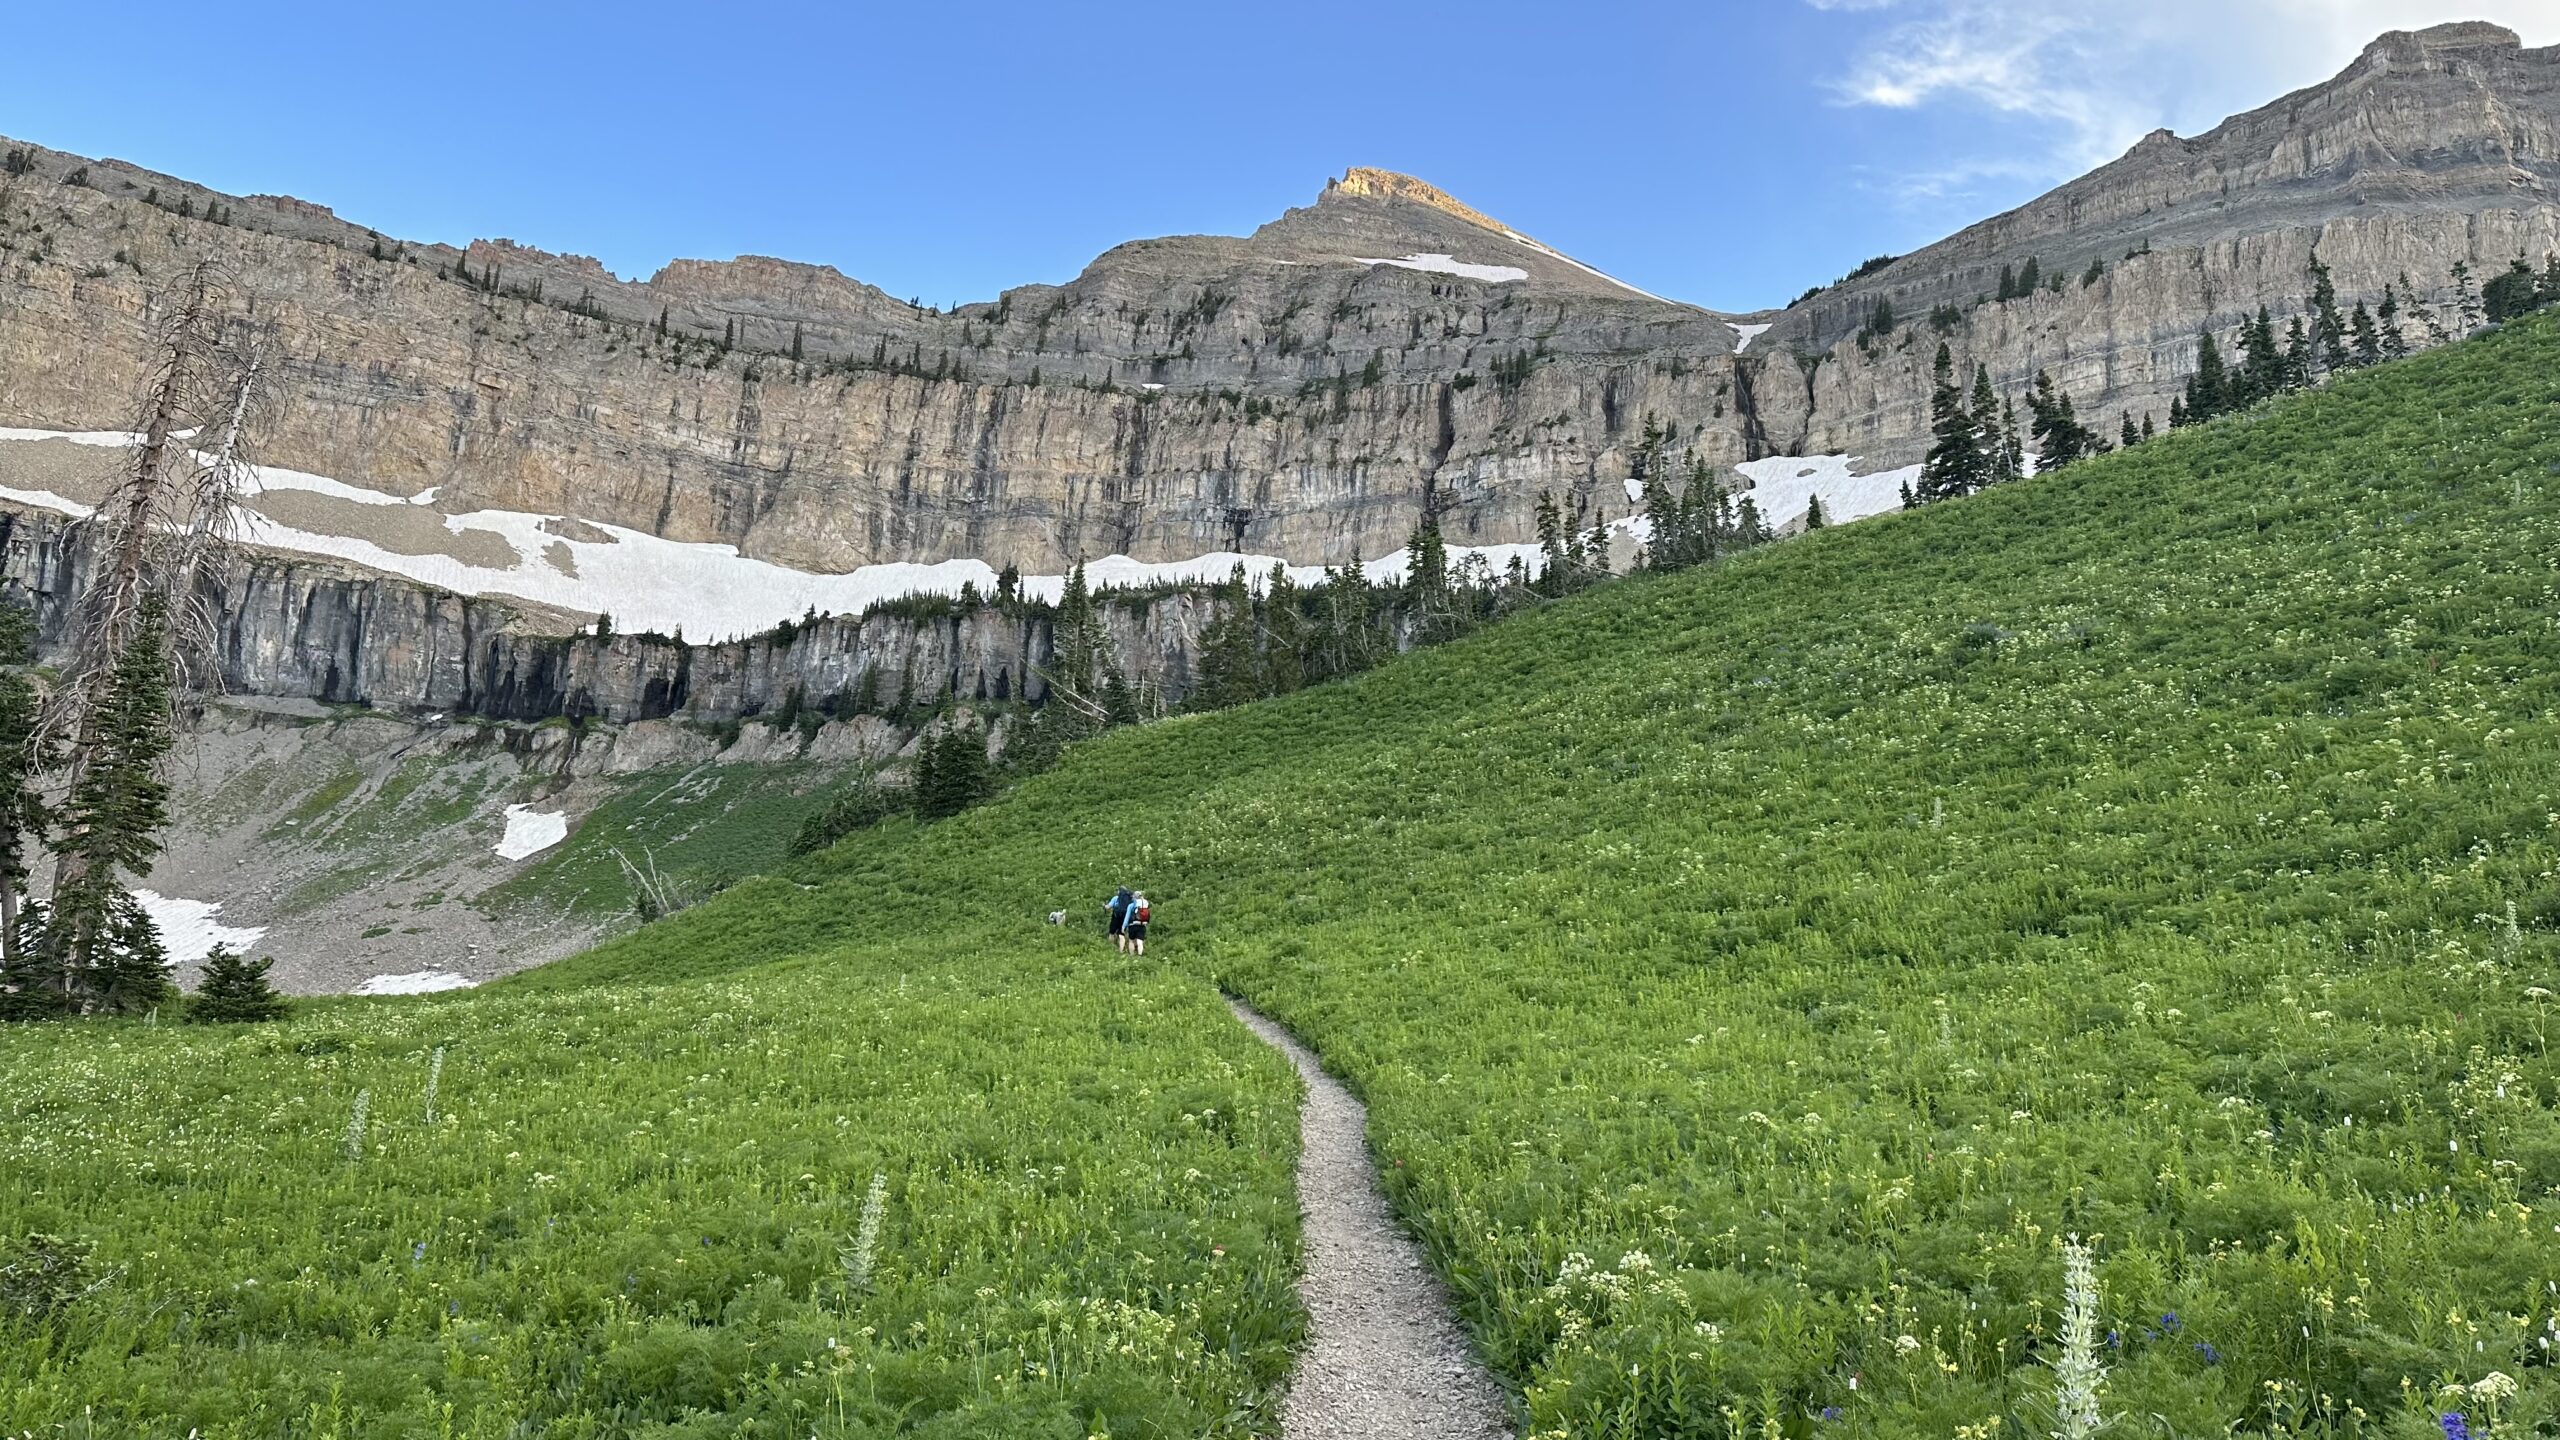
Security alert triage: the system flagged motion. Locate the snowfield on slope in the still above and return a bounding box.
[133,889,267,967]
[0,428,1916,631]
[1353,252,1531,283]
[494,805,570,861]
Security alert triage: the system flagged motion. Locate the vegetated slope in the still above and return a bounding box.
[549,314,2560,1434]
[0,953,1306,1433]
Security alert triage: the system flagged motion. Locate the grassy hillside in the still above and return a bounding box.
[10,313,2560,1437]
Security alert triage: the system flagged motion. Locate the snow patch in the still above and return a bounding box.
[1730,454,1920,530]
[1354,253,1531,284]
[355,971,477,996]
[1729,322,1773,353]
[0,429,1906,640]
[495,804,570,860]
[133,889,266,967]
[1502,230,1668,303]
[408,486,442,506]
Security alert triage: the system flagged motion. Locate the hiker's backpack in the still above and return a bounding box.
[1134,905,1151,924]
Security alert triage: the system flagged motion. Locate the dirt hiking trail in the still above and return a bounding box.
[1227,997,1515,1440]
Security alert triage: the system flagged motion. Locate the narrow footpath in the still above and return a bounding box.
[1226,997,1515,1440]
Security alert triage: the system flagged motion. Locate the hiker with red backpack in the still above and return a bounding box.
[1123,893,1151,955]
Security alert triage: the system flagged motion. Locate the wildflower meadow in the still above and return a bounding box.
[9,312,2560,1436]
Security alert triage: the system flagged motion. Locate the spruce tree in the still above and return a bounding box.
[2308,258,2350,373]
[2379,285,2409,359]
[2141,413,2155,442]
[2542,254,2560,307]
[1192,564,1262,709]
[2183,331,2229,423]
[2237,307,2283,405]
[1803,494,1826,530]
[1918,344,1983,502]
[2282,318,2314,392]
[188,946,290,1023]
[43,595,177,1010]
[0,599,49,967]
[2121,412,2140,450]
[2349,302,2383,368]
[1533,492,1571,596]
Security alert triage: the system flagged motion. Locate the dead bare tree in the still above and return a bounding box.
[31,260,269,989]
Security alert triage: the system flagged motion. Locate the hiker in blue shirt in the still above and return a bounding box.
[1106,887,1134,950]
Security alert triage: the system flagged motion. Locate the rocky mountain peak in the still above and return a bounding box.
[1322,168,1511,236]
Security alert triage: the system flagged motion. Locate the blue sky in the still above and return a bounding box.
[6,2,2549,313]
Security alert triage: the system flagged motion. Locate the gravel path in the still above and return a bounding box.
[1227,997,1515,1440]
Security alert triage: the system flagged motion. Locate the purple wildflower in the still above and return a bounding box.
[2442,1413,2472,1440]
[2194,1341,2220,1365]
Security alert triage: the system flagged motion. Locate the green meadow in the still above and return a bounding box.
[8,313,2560,1436]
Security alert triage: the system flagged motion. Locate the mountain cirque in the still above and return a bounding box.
[0,21,2553,593]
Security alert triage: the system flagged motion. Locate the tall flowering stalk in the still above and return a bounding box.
[2051,1237,2109,1440]
[423,1046,446,1124]
[843,1172,888,1294]
[344,1089,371,1163]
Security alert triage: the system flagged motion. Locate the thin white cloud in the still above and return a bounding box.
[1814,1,2559,195]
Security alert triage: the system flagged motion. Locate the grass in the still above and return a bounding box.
[478,760,876,921]
[9,313,2560,1435]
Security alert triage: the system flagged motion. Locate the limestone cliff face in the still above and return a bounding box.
[0,152,1767,576]
[0,21,2552,596]
[0,508,1210,723]
[1783,23,2560,457]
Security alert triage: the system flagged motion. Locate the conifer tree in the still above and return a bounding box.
[2182,331,2230,423]
[2452,260,2483,332]
[1043,562,1110,739]
[2308,258,2350,373]
[187,945,289,1023]
[2379,285,2409,359]
[1533,492,1571,596]
[0,599,48,965]
[2282,317,2314,392]
[2121,411,2140,450]
[2349,302,2382,368]
[2237,307,2284,405]
[45,596,176,1010]
[2542,254,2560,307]
[1261,565,1307,695]
[1191,564,1262,710]
[1802,494,1825,530]
[2141,413,2155,441]
[1918,343,1985,502]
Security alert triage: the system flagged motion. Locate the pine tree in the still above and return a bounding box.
[2141,413,2155,441]
[43,595,176,1010]
[2308,257,2350,373]
[790,322,806,362]
[996,562,1021,603]
[1044,562,1108,739]
[2452,260,2483,332]
[2282,318,2314,392]
[1803,494,1826,530]
[1192,564,1263,710]
[2238,307,2283,405]
[0,599,49,967]
[1534,492,1570,596]
[1918,344,1985,502]
[2017,257,2041,296]
[2121,411,2140,449]
[2182,331,2229,423]
[2349,302,2382,368]
[2483,258,2541,323]
[187,946,290,1023]
[2169,396,2188,429]
[2542,254,2560,307]
[1997,264,2018,302]
[2379,285,2409,359]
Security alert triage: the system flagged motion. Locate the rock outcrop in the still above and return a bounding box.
[0,22,2552,604]
[0,508,1211,723]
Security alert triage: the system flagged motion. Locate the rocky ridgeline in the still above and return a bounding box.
[0,510,1211,725]
[1786,23,2560,450]
[0,23,2551,587]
